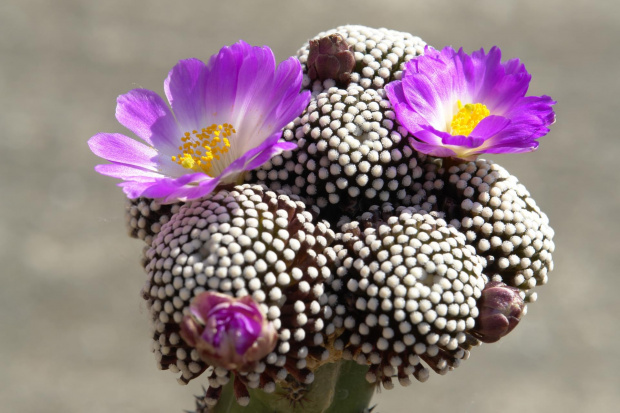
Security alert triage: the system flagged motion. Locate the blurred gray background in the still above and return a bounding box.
[1,0,618,412]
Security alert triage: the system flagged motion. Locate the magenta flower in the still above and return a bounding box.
[88,41,310,202]
[385,46,556,160]
[180,292,278,371]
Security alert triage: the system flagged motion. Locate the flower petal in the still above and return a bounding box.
[167,177,220,203]
[94,163,163,181]
[204,41,249,120]
[201,41,310,168]
[241,139,296,173]
[400,58,450,127]
[469,115,511,141]
[471,47,531,113]
[164,58,208,130]
[226,47,310,154]
[88,133,159,170]
[265,57,310,131]
[482,95,556,151]
[441,134,485,149]
[228,45,278,142]
[410,137,458,158]
[140,172,213,202]
[216,134,284,183]
[504,95,556,132]
[119,181,161,199]
[115,88,181,150]
[234,45,276,117]
[389,100,429,136]
[482,142,539,154]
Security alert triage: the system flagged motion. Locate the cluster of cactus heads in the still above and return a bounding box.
[124,25,554,410]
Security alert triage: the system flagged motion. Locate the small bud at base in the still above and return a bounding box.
[180,292,278,371]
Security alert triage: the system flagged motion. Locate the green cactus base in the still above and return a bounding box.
[212,360,375,413]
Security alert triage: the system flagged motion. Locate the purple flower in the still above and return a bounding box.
[385,46,556,160]
[88,41,310,202]
[180,292,278,371]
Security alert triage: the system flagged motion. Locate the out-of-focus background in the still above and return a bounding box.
[1,0,618,412]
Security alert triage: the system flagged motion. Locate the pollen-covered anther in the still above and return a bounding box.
[172,123,234,175]
[450,101,490,136]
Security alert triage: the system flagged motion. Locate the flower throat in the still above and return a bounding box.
[172,123,235,175]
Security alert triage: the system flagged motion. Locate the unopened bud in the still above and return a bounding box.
[307,34,356,84]
[471,281,525,343]
[180,292,278,371]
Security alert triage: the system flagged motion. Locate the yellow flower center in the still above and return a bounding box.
[172,123,235,176]
[450,101,490,136]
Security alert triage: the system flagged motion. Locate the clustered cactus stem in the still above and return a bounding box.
[116,25,556,413]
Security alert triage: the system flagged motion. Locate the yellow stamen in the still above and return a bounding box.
[172,123,235,176]
[450,101,490,136]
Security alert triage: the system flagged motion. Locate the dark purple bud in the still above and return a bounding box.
[471,281,525,343]
[307,34,356,84]
[180,292,278,371]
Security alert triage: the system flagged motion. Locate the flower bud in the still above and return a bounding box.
[180,292,278,371]
[471,281,525,343]
[307,34,356,84]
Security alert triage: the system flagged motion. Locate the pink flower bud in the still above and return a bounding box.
[307,34,356,84]
[180,292,278,371]
[471,281,525,343]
